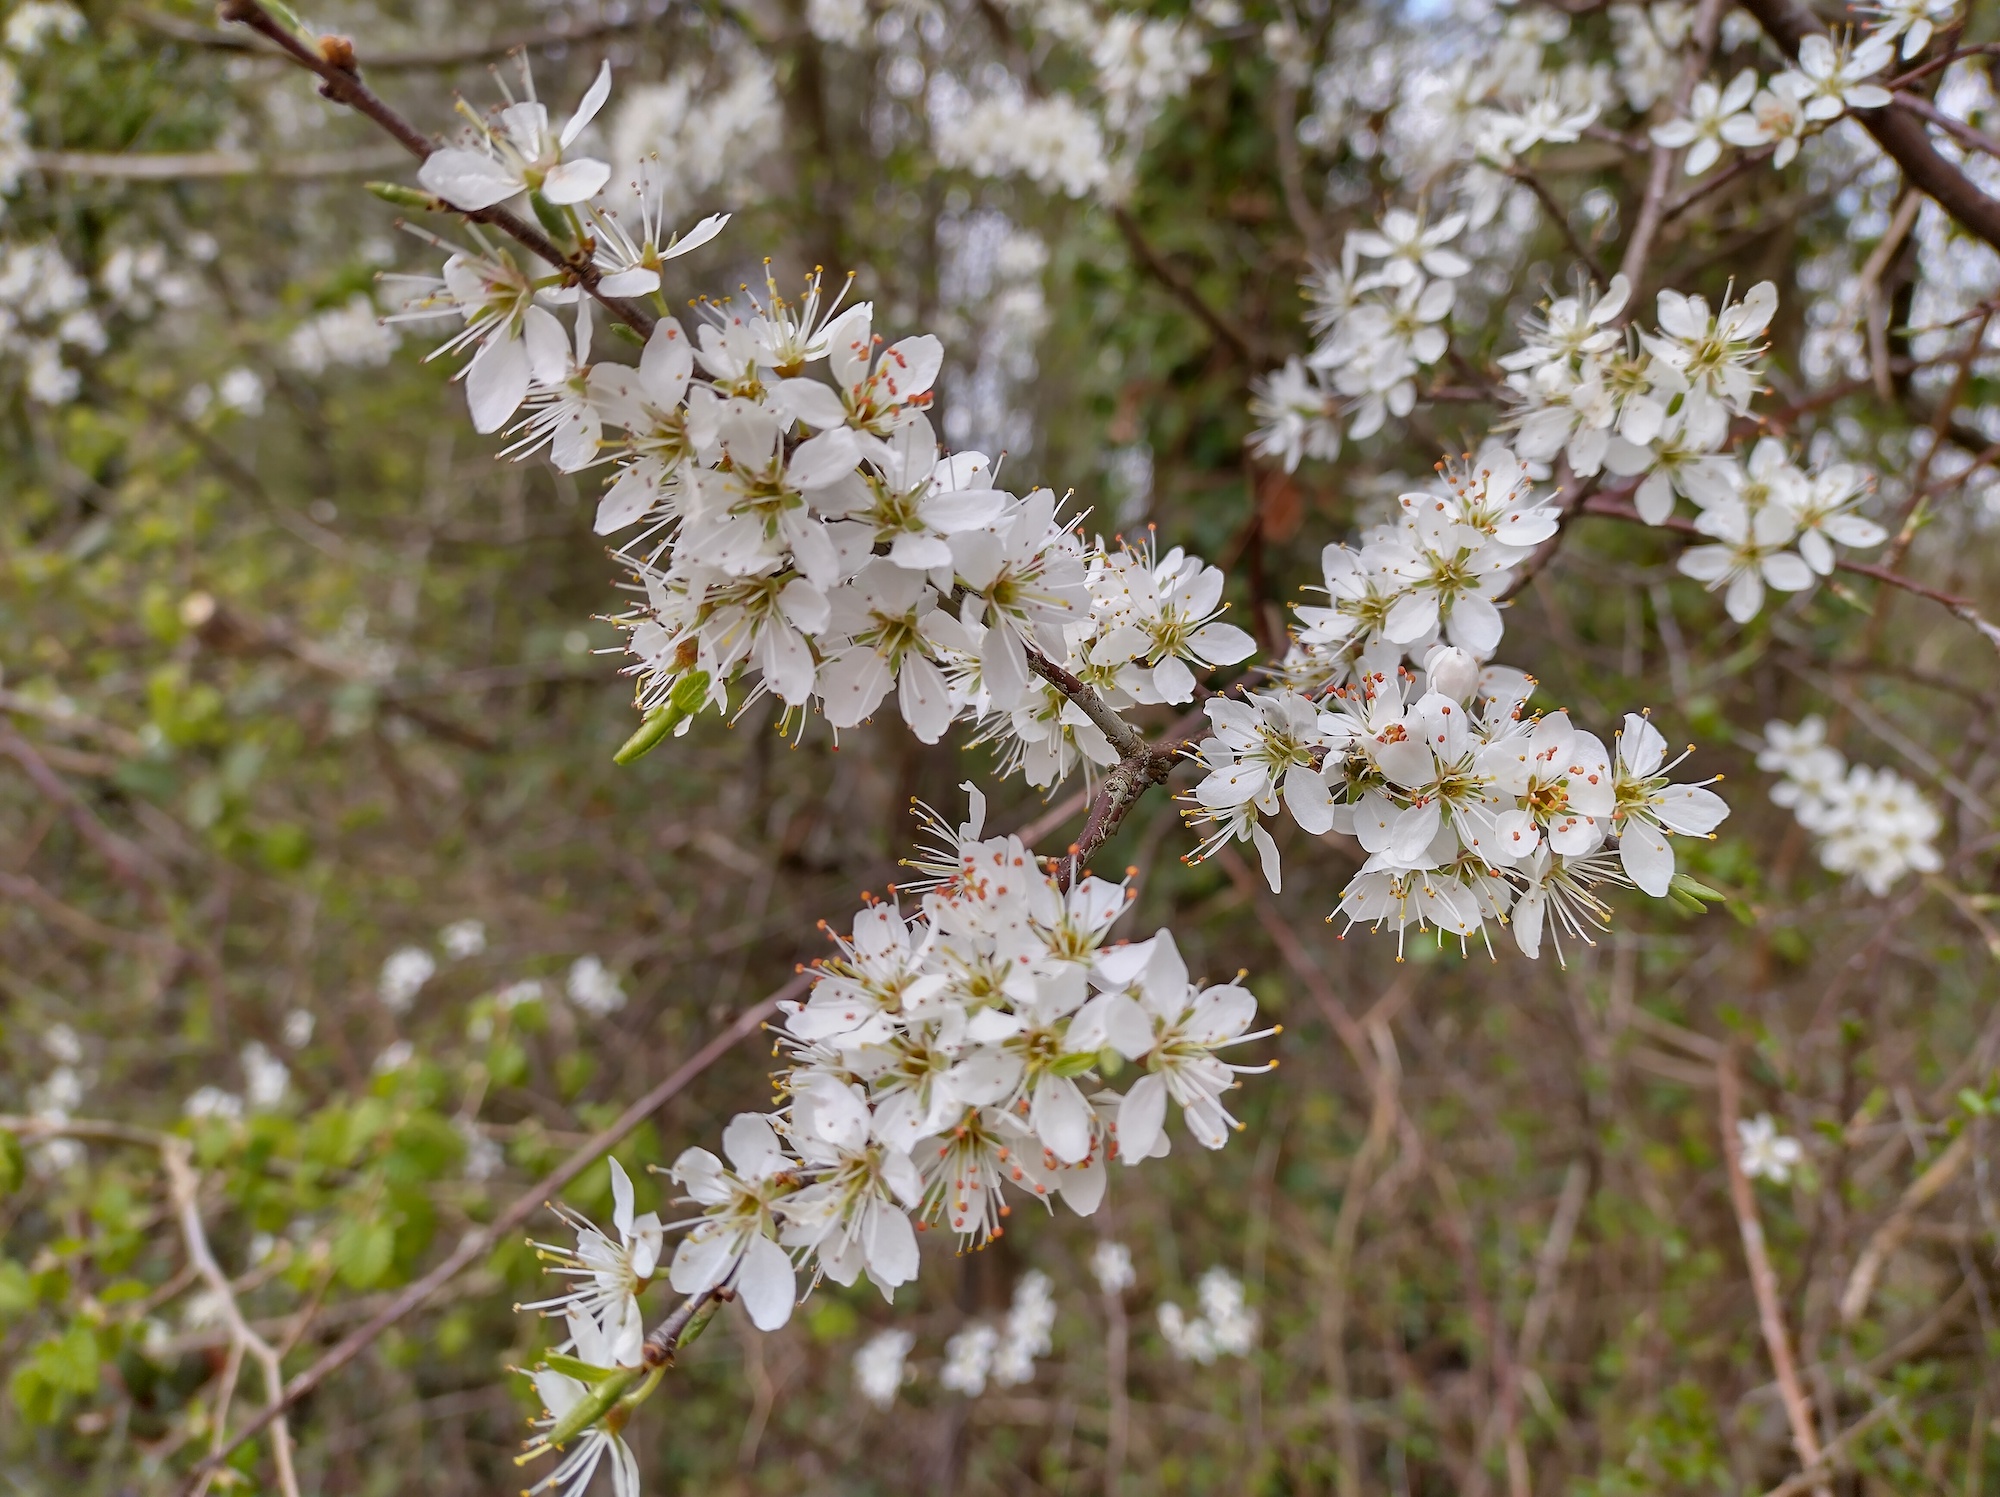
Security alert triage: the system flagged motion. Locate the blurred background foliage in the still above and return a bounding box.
[4,0,2000,1493]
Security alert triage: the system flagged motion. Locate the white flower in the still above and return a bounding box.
[523,1158,664,1361]
[853,1328,915,1407]
[1785,461,1886,574]
[589,186,728,298]
[1783,33,1895,123]
[241,1042,289,1111]
[1737,1114,1803,1183]
[992,1269,1057,1386]
[1249,358,1343,472]
[419,60,615,211]
[1609,713,1729,897]
[387,246,570,434]
[1720,77,1812,168]
[4,2,83,54]
[379,946,437,1013]
[940,1323,999,1394]
[1677,498,1816,623]
[1346,208,1471,287]
[1090,1241,1136,1294]
[520,1309,642,1497]
[1641,281,1777,424]
[1652,70,1758,176]
[1860,0,1955,58]
[1158,1266,1256,1362]
[566,955,627,1016]
[183,1086,243,1122]
[668,1113,800,1330]
[286,295,400,375]
[439,918,488,959]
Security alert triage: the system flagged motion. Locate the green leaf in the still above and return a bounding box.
[333,1217,395,1289]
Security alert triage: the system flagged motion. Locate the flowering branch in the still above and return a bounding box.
[216,0,661,335]
[1740,0,2000,252]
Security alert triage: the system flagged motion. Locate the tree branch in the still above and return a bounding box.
[1111,205,1260,365]
[217,0,660,335]
[1717,1052,1829,1495]
[1740,0,2000,253]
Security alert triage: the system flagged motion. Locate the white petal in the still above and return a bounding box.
[1117,1074,1168,1163]
[416,149,523,210]
[561,62,614,148]
[1619,817,1675,896]
[735,1233,797,1330]
[542,157,612,205]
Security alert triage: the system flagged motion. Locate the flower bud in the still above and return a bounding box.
[1424,645,1480,702]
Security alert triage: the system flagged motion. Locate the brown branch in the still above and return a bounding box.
[1663,142,1778,222]
[1838,1127,1974,1326]
[0,726,166,888]
[1111,205,1259,365]
[1507,165,1609,281]
[1617,0,1727,291]
[179,979,800,1487]
[29,146,406,179]
[1895,92,2000,163]
[1573,492,2000,661]
[1718,1052,1829,1494]
[217,1,659,336]
[135,6,658,70]
[1740,0,2000,253]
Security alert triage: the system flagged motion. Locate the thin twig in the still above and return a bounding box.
[29,145,406,179]
[1718,1051,1829,1495]
[1110,205,1259,365]
[1839,1128,1975,1326]
[177,980,798,1486]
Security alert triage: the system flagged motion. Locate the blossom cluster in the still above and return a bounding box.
[939,1268,1058,1394]
[1157,1265,1257,1362]
[1502,277,1888,622]
[391,65,1260,783]
[1251,209,1470,470]
[1650,31,1900,176]
[510,791,1272,1484]
[1758,717,1942,895]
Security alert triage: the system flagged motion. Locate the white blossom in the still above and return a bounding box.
[853,1328,915,1407]
[1737,1114,1804,1183]
[378,946,437,1013]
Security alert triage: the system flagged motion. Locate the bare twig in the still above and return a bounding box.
[28,146,404,179]
[135,6,660,70]
[1839,1128,1975,1326]
[1110,205,1259,365]
[1618,0,1727,291]
[178,979,799,1486]
[1718,1051,1829,1494]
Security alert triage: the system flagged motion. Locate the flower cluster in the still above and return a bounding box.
[1250,209,1470,470]
[1502,277,1887,622]
[393,65,1260,781]
[1157,1265,1257,1362]
[1650,33,1897,176]
[1758,717,1942,895]
[512,790,1272,1402]
[938,1269,1059,1394]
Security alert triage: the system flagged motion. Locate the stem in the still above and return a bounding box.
[1717,1051,1829,1495]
